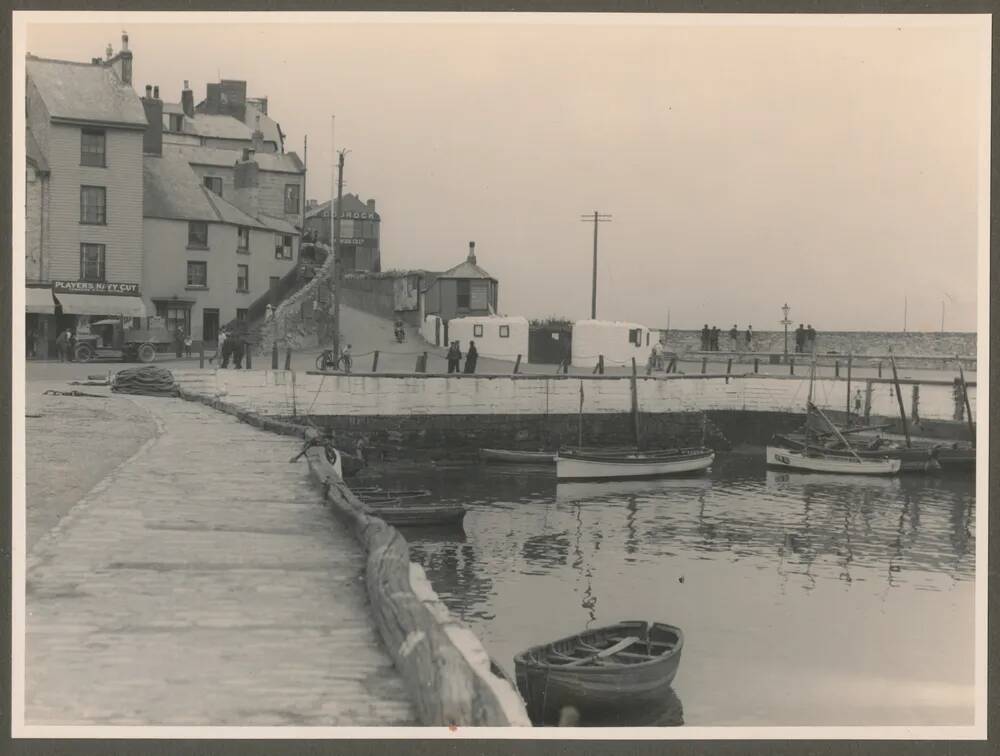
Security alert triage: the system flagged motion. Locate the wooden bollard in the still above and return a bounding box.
[284,348,292,371]
[789,358,795,375]
[245,347,252,369]
[835,360,840,378]
[513,354,522,374]
[878,361,883,378]
[598,355,605,375]
[199,343,205,369]
[701,357,707,374]
[372,350,380,373]
[753,357,759,374]
[420,351,428,373]
[272,341,279,369]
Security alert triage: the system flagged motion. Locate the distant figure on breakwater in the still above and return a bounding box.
[854,389,863,417]
[447,341,462,373]
[795,324,805,353]
[464,341,478,374]
[710,326,720,351]
[729,324,739,351]
[701,324,710,351]
[806,325,817,354]
[746,325,754,351]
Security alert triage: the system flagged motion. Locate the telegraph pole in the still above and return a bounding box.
[580,211,612,319]
[332,149,346,360]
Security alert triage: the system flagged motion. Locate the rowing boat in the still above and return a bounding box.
[353,488,432,503]
[556,447,714,482]
[934,445,975,473]
[513,620,683,725]
[765,446,901,475]
[481,448,557,464]
[364,500,467,527]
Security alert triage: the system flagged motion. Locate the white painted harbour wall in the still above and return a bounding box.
[172,369,973,424]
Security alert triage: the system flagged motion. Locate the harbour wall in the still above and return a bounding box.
[172,369,976,453]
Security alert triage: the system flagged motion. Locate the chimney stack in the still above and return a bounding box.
[232,152,261,218]
[121,31,129,50]
[106,43,113,60]
[367,199,376,213]
[181,79,194,118]
[141,84,163,156]
[468,241,477,265]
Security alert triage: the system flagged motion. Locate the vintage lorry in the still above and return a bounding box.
[73,315,175,363]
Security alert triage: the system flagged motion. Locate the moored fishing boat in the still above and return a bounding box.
[933,445,975,473]
[353,487,432,502]
[772,432,935,472]
[556,447,714,482]
[513,620,684,725]
[481,448,557,464]
[766,445,901,475]
[364,500,467,527]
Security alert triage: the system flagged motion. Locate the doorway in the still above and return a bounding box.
[202,308,219,345]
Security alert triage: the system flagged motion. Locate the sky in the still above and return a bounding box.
[22,15,988,331]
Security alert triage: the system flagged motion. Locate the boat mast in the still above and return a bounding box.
[957,359,975,447]
[888,352,911,448]
[630,357,641,449]
[578,381,584,447]
[811,402,864,464]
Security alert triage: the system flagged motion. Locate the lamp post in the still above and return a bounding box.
[781,303,792,359]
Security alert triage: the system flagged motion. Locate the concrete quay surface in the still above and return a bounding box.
[23,374,415,726]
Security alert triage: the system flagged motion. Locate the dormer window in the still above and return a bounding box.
[169,113,184,131]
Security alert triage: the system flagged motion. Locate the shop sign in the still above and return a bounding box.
[53,281,141,296]
[340,211,377,220]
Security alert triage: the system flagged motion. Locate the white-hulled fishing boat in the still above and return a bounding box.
[765,445,901,475]
[556,447,715,481]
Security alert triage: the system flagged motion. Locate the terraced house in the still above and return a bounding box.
[24,35,148,358]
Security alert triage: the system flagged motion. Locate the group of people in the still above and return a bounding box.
[446,340,478,374]
[214,328,247,369]
[700,324,755,352]
[794,324,817,354]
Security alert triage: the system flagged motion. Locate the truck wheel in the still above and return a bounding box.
[74,343,94,362]
[137,343,157,363]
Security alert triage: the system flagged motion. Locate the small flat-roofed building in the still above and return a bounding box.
[571,319,654,368]
[446,315,529,363]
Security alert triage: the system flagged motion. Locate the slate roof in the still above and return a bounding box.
[26,128,49,173]
[161,107,255,141]
[437,258,496,281]
[143,153,295,234]
[26,55,148,128]
[164,144,304,174]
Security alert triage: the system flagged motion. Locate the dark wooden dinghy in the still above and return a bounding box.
[364,499,467,527]
[513,620,683,724]
[934,445,975,472]
[353,487,432,503]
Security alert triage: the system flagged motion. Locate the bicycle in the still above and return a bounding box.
[315,349,352,373]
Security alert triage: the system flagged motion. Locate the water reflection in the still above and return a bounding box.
[368,453,976,725]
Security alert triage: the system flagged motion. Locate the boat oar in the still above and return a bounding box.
[564,636,640,666]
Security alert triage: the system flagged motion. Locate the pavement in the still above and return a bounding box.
[23,374,415,726]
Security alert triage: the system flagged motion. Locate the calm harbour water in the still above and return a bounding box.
[365,453,976,727]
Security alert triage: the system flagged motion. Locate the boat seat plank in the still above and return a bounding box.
[564,636,640,666]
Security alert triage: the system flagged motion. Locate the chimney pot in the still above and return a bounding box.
[121,31,129,50]
[153,85,160,99]
[468,241,477,264]
[184,79,189,89]
[145,85,152,97]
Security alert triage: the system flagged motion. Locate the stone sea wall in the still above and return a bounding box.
[663,329,977,357]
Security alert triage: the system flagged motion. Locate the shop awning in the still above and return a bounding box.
[54,293,147,317]
[25,287,56,314]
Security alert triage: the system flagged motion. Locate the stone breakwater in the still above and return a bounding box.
[664,330,976,357]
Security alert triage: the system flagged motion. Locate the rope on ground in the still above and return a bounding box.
[110,366,180,397]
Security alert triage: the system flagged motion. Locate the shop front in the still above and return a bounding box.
[50,281,147,356]
[25,285,58,359]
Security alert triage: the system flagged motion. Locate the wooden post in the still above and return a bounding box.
[701,357,707,374]
[630,357,641,448]
[578,382,584,447]
[284,348,292,371]
[563,360,569,375]
[790,359,795,376]
[418,352,428,373]
[845,353,853,422]
[725,358,732,384]
[834,360,840,378]
[877,361,883,378]
[372,350,380,373]
[911,384,920,424]
[958,361,975,446]
[272,341,279,369]
[864,380,873,423]
[199,343,205,369]
[888,353,911,448]
[513,354,522,374]
[753,357,759,374]
[598,355,605,375]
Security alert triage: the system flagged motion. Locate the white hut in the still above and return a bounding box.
[447,315,529,363]
[571,319,654,368]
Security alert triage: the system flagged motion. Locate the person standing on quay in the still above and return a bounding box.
[806,324,816,354]
[447,341,462,373]
[795,324,805,353]
[745,324,754,351]
[710,326,719,351]
[55,329,70,362]
[463,341,478,374]
[729,324,739,352]
[701,324,710,352]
